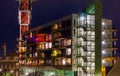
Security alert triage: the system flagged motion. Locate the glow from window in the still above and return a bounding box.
[102,22,106,26]
[49,72,55,76]
[30,54,32,58]
[80,16,85,21]
[102,41,106,45]
[49,42,52,48]
[62,59,66,65]
[66,58,71,64]
[102,50,106,54]
[19,54,22,58]
[102,31,105,35]
[45,43,48,49]
[102,59,106,63]
[0,69,2,72]
[35,52,38,57]
[10,70,14,73]
[25,72,29,76]
[87,20,90,25]
[30,32,32,37]
[66,48,71,55]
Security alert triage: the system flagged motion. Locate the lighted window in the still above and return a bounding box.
[79,15,86,25]
[53,24,58,30]
[51,49,58,57]
[91,66,95,73]
[102,41,106,45]
[58,50,62,55]
[87,31,91,35]
[87,15,91,20]
[49,34,52,41]
[45,43,48,49]
[21,47,26,52]
[35,52,38,57]
[0,68,2,72]
[90,20,95,25]
[41,52,45,58]
[30,54,32,58]
[87,41,91,45]
[91,36,95,40]
[62,39,71,46]
[102,50,106,54]
[90,46,95,51]
[67,39,71,46]
[62,58,66,65]
[78,28,84,36]
[30,32,32,37]
[102,59,106,64]
[66,58,71,65]
[78,37,84,46]
[102,31,105,35]
[91,52,95,56]
[19,54,22,58]
[38,43,45,49]
[49,42,52,48]
[63,40,67,46]
[91,42,95,46]
[46,35,49,42]
[66,48,71,55]
[39,60,44,65]
[87,15,95,20]
[87,52,91,56]
[87,57,95,61]
[87,20,91,25]
[102,22,106,26]
[91,31,95,35]
[91,62,95,66]
[38,44,42,49]
[80,16,85,21]
[91,57,95,61]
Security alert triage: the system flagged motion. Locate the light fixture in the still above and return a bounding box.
[102,31,105,35]
[35,52,38,57]
[102,50,106,54]
[102,59,105,63]
[10,70,14,73]
[25,72,29,76]
[62,58,66,65]
[102,41,106,45]
[102,22,105,26]
[0,68,2,72]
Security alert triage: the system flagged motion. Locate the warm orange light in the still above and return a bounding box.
[30,32,32,37]
[19,54,22,58]
[67,58,71,65]
[53,24,58,30]
[36,34,52,42]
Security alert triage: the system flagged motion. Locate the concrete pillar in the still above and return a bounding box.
[95,0,102,76]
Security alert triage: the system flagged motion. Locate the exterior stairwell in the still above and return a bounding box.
[107,59,120,76]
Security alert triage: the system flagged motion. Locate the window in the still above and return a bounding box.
[66,48,71,55]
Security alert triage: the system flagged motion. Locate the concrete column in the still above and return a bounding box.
[95,0,102,76]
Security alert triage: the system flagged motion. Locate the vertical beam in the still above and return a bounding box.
[2,43,6,57]
[95,0,102,76]
[18,0,34,66]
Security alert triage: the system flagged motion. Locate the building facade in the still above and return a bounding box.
[18,13,117,76]
[0,52,19,76]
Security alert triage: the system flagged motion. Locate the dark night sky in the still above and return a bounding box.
[0,0,120,57]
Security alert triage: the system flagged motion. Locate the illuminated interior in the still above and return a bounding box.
[72,13,117,76]
[18,13,117,76]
